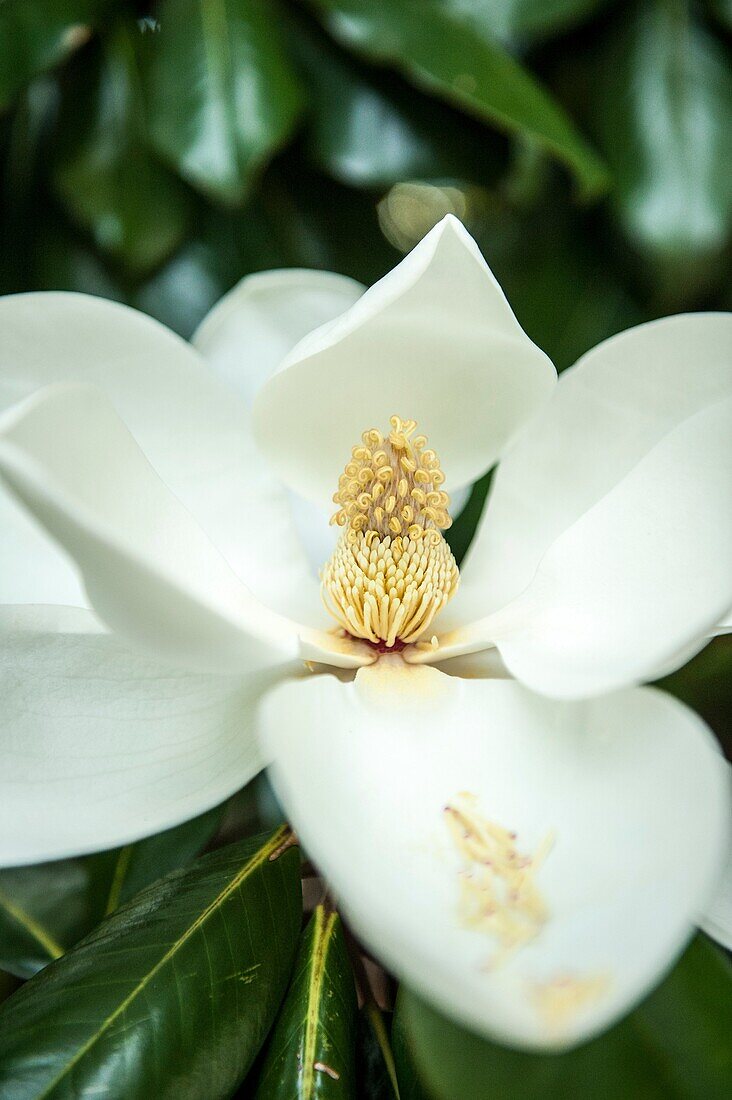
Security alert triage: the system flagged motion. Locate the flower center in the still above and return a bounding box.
[321,416,459,648]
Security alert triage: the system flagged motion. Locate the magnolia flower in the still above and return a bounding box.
[0,217,730,1050]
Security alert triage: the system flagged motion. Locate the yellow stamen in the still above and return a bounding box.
[322,416,459,647]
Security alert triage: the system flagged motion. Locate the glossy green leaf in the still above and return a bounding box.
[0,969,20,1007]
[0,803,224,980]
[0,0,108,110]
[141,0,303,205]
[255,905,358,1098]
[91,801,227,915]
[289,11,501,188]
[437,0,610,46]
[0,827,302,1099]
[0,858,111,980]
[593,1,732,303]
[53,24,193,275]
[305,0,609,198]
[394,936,732,1100]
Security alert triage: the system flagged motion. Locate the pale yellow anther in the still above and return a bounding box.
[445,792,554,969]
[323,415,458,647]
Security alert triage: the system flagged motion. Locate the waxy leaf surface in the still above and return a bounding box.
[0,828,302,1098]
[255,905,358,1098]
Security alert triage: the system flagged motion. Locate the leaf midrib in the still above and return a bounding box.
[39,826,290,1099]
[301,908,337,1096]
[0,886,65,963]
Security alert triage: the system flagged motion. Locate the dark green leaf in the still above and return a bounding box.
[141,0,303,205]
[472,191,645,372]
[394,935,732,1100]
[289,11,502,189]
[256,162,401,284]
[435,0,610,47]
[0,0,108,110]
[593,1,732,304]
[707,0,732,31]
[90,801,227,915]
[305,0,609,198]
[0,969,20,1006]
[255,905,358,1098]
[0,803,225,979]
[0,858,111,980]
[33,216,129,301]
[53,24,193,275]
[658,635,732,757]
[356,1005,400,1100]
[0,827,302,1099]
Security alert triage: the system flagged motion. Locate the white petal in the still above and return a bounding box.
[457,313,732,619]
[711,613,732,636]
[252,215,556,508]
[0,291,319,621]
[0,384,303,674]
[700,763,732,950]
[192,268,365,402]
[262,659,729,1050]
[193,269,366,578]
[444,395,732,698]
[0,606,278,866]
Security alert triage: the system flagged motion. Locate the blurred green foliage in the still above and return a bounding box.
[2,0,730,358]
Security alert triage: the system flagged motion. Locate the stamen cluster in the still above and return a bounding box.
[321,416,459,647]
[322,530,458,647]
[331,416,451,542]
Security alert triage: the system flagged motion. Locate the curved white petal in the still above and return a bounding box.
[193,268,366,578]
[457,313,732,620]
[262,660,729,1050]
[436,395,732,698]
[252,216,556,508]
[0,606,281,866]
[193,268,365,401]
[711,613,732,636]
[0,291,319,621]
[700,763,732,950]
[0,384,305,674]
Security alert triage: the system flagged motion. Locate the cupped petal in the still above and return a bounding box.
[0,291,320,621]
[261,660,729,1050]
[0,605,282,866]
[0,384,305,674]
[192,268,365,402]
[252,215,556,508]
[431,395,732,698]
[194,269,366,576]
[456,312,732,620]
